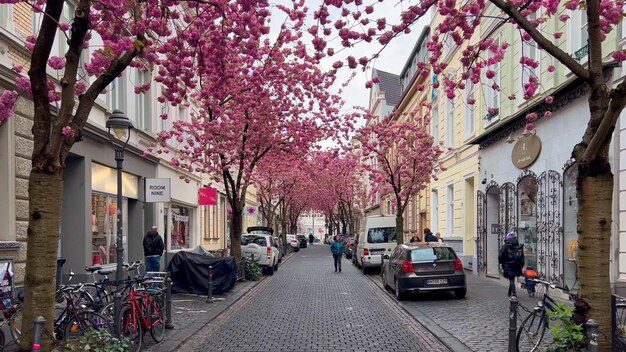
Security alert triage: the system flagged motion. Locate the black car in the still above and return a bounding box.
[381,242,466,300]
[296,235,308,248]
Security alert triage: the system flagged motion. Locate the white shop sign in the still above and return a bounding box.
[145,178,171,203]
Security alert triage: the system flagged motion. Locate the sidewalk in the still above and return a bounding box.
[143,279,260,352]
[368,272,549,352]
[144,251,295,352]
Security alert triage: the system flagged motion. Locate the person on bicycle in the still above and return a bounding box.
[498,232,524,298]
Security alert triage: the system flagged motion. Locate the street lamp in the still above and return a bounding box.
[106,109,133,336]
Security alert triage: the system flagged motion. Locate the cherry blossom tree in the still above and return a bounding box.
[153,4,350,260]
[307,149,362,236]
[358,112,443,244]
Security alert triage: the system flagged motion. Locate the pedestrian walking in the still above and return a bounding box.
[309,233,314,245]
[409,232,421,243]
[498,232,525,298]
[424,228,437,242]
[330,235,344,272]
[143,225,164,272]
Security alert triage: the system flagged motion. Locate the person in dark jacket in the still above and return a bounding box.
[143,225,164,272]
[309,233,314,244]
[424,228,437,242]
[330,235,345,272]
[498,232,525,298]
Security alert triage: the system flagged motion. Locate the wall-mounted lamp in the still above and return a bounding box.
[506,133,515,144]
[481,170,487,185]
[506,128,535,144]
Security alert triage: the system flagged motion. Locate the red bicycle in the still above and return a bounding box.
[119,274,166,352]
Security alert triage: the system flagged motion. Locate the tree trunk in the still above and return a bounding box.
[396,214,404,245]
[230,205,243,260]
[21,171,64,351]
[577,170,612,350]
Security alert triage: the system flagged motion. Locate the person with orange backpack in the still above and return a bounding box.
[523,265,538,297]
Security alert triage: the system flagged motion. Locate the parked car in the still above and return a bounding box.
[381,242,467,300]
[274,237,285,261]
[241,228,280,275]
[355,216,397,273]
[296,234,308,248]
[344,237,355,259]
[286,235,300,252]
[352,233,360,265]
[313,237,320,244]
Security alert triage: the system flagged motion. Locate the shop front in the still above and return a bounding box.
[60,129,157,282]
[473,81,587,291]
[155,164,200,268]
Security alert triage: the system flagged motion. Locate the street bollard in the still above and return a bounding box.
[165,276,174,329]
[508,296,519,352]
[206,265,224,303]
[32,316,45,351]
[586,319,599,352]
[207,265,213,302]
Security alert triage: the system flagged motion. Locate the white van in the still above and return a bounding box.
[356,216,397,273]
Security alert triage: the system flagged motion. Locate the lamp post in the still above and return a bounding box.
[106,109,134,336]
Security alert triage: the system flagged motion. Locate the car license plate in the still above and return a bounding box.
[426,279,448,286]
[370,249,384,254]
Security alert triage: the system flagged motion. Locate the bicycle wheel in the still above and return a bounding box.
[148,294,165,342]
[516,309,547,352]
[63,311,111,341]
[82,283,108,310]
[8,306,22,344]
[119,305,143,352]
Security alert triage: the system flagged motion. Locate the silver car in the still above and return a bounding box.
[381,243,467,300]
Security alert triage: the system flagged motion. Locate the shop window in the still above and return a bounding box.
[518,176,538,269]
[91,193,128,265]
[171,205,191,250]
[563,163,579,291]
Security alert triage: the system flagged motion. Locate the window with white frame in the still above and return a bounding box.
[464,79,475,138]
[431,189,439,232]
[108,73,127,112]
[446,98,454,146]
[431,102,439,142]
[0,5,13,32]
[521,13,540,98]
[136,69,152,132]
[447,183,454,236]
[570,10,588,61]
[485,37,501,121]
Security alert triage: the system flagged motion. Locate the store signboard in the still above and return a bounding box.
[145,178,171,203]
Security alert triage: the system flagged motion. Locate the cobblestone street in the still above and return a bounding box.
[178,245,449,352]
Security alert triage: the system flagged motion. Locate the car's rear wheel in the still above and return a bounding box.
[454,288,467,299]
[395,278,407,301]
[274,262,279,272]
[361,263,368,274]
[266,265,274,275]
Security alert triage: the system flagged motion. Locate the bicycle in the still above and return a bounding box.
[516,278,569,352]
[0,290,23,351]
[54,283,112,342]
[119,273,166,352]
